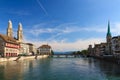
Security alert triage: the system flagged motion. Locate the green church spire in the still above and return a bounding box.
[107,21,111,37]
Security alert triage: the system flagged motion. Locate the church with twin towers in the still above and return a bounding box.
[7,20,23,42]
[0,20,36,57]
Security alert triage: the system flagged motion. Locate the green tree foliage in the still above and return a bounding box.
[72,50,88,56]
[51,50,54,55]
[72,51,81,55]
[81,50,88,55]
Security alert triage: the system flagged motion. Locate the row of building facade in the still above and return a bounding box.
[88,22,120,57]
[0,20,52,57]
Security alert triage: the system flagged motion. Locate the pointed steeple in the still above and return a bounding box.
[106,21,112,55]
[107,21,111,37]
[106,21,112,43]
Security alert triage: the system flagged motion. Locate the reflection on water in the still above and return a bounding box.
[95,59,120,80]
[0,59,40,80]
[0,58,120,80]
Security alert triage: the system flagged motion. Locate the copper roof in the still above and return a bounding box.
[0,34,19,44]
[39,44,51,48]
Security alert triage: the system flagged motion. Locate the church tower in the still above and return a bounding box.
[106,21,112,43]
[7,20,13,37]
[17,23,23,42]
[106,21,112,54]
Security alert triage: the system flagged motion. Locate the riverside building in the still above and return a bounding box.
[38,44,52,55]
[0,20,20,57]
[0,34,19,57]
[26,43,37,55]
[88,21,112,57]
[111,36,120,55]
[0,20,36,57]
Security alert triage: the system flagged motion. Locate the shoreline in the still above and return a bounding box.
[0,55,49,62]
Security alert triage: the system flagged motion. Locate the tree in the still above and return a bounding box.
[72,51,81,55]
[81,50,88,56]
[51,50,54,55]
[77,51,81,54]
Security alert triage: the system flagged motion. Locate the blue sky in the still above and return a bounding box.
[0,0,120,51]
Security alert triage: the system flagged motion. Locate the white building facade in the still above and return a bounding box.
[38,44,51,55]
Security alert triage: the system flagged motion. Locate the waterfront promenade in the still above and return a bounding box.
[0,55,49,62]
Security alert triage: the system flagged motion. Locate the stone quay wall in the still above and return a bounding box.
[0,55,49,62]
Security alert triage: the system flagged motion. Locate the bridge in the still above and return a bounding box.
[49,54,82,58]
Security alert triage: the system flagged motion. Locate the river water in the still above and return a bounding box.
[0,57,120,80]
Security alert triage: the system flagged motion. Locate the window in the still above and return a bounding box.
[6,49,8,51]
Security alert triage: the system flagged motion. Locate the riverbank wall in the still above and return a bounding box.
[0,55,49,62]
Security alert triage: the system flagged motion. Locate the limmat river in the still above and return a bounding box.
[0,57,120,80]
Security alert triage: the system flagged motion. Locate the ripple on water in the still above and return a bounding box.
[0,58,120,80]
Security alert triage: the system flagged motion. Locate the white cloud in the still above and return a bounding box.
[23,22,120,52]
[24,23,107,37]
[49,38,105,51]
[25,22,120,38]
[24,38,105,52]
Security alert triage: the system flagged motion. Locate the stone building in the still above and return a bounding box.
[16,22,30,55]
[93,44,101,57]
[19,43,29,55]
[0,34,19,57]
[88,21,112,57]
[19,43,37,56]
[17,23,23,43]
[7,20,13,38]
[26,43,37,55]
[100,43,107,55]
[0,20,20,57]
[38,44,51,55]
[0,20,35,57]
[92,43,107,57]
[87,45,94,56]
[6,20,23,43]
[106,21,112,55]
[111,36,120,55]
